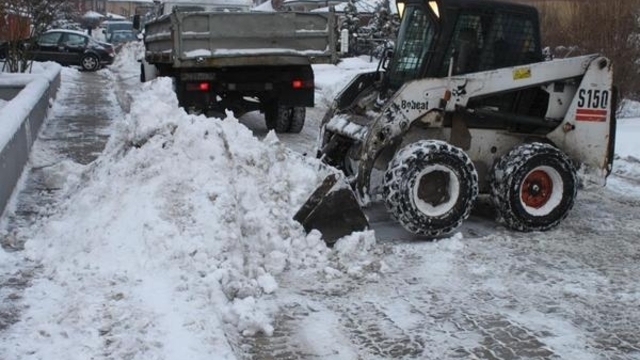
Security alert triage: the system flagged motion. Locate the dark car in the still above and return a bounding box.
[102,20,134,39]
[107,30,139,48]
[1,29,115,71]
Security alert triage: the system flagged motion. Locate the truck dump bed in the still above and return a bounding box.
[144,11,338,67]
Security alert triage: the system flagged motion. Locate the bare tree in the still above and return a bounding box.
[534,0,640,100]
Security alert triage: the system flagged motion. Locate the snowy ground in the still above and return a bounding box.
[1,43,639,359]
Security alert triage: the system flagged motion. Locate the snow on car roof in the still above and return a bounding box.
[44,29,91,37]
[103,19,133,24]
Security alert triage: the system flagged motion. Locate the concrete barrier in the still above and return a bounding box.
[0,64,62,216]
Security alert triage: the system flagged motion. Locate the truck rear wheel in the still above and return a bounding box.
[288,107,305,133]
[265,104,305,133]
[382,140,478,237]
[490,142,577,231]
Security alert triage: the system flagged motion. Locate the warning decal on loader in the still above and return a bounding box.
[513,67,531,80]
[576,108,607,122]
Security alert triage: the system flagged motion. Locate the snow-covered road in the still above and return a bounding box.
[1,43,639,359]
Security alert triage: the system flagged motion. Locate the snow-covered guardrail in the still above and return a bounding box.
[0,63,61,216]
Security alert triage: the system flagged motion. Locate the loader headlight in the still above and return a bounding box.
[396,2,405,17]
[429,1,440,18]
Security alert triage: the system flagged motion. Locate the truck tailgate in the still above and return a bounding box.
[144,11,337,66]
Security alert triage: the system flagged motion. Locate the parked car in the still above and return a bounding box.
[101,20,134,40]
[107,30,139,48]
[0,29,115,71]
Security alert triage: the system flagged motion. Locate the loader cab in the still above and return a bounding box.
[386,0,543,89]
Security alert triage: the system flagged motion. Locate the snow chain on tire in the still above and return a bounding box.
[490,142,578,232]
[382,140,478,237]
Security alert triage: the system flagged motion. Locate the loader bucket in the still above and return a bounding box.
[294,173,369,246]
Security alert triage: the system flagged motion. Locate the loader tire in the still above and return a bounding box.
[490,142,577,232]
[382,140,478,237]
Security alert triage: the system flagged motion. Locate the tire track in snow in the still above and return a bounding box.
[227,303,311,360]
[331,300,426,358]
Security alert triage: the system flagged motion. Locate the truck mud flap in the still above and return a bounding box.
[294,173,369,246]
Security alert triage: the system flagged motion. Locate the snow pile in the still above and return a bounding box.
[30,62,60,75]
[612,118,640,181]
[101,41,145,112]
[110,41,144,73]
[0,76,372,359]
[0,243,11,263]
[617,99,640,118]
[614,100,640,183]
[0,60,59,74]
[313,57,379,108]
[326,230,384,280]
[0,62,62,152]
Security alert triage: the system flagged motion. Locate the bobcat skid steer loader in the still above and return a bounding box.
[298,0,616,240]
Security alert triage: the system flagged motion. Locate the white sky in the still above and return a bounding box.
[1,43,639,359]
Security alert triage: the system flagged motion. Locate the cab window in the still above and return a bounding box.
[440,11,541,76]
[387,6,437,89]
[481,13,540,69]
[440,13,483,76]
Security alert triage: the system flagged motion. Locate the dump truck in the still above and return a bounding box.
[300,0,615,240]
[136,1,338,133]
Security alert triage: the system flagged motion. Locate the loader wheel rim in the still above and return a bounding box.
[519,166,563,216]
[413,165,460,217]
[521,170,552,208]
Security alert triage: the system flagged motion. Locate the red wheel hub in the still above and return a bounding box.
[521,170,553,208]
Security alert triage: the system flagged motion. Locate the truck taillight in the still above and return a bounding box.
[186,82,210,91]
[292,79,313,89]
